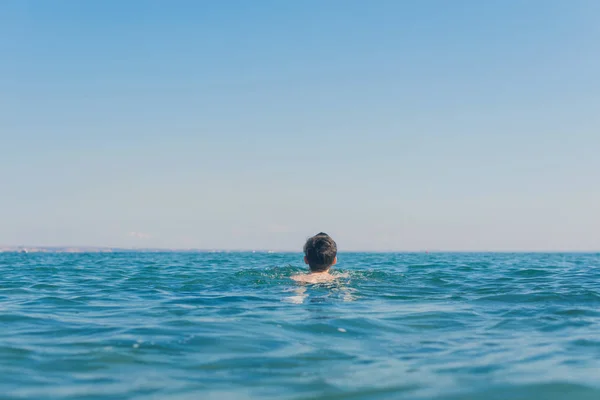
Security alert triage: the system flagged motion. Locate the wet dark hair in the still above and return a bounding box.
[303,232,337,272]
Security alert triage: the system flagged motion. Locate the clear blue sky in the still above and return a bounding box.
[1,0,599,251]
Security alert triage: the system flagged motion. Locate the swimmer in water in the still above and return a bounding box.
[291,232,338,284]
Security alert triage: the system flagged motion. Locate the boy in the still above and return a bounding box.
[291,232,338,283]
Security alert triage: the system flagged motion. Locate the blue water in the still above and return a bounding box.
[1,252,600,400]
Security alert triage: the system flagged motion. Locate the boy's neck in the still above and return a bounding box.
[309,270,331,275]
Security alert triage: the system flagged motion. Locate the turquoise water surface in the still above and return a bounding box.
[1,252,600,399]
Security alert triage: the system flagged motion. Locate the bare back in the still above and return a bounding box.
[291,273,337,284]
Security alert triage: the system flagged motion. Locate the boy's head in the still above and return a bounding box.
[303,232,337,272]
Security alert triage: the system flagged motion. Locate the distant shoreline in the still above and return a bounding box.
[0,247,273,254]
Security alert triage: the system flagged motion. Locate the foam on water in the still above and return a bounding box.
[1,252,600,399]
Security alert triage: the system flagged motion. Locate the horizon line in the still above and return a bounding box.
[0,245,598,254]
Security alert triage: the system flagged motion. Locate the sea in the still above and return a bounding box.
[1,252,599,400]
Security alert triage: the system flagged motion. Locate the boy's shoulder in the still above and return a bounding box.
[291,273,337,284]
